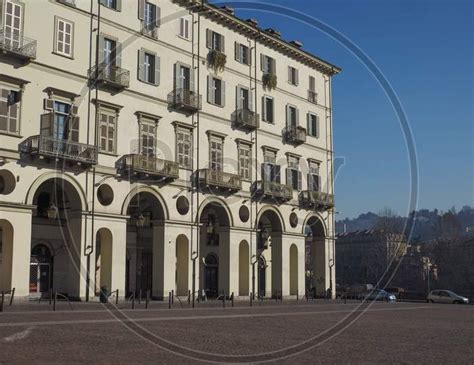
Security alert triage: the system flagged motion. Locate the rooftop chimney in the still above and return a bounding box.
[246,18,258,27]
[290,40,303,48]
[221,5,235,15]
[265,28,281,38]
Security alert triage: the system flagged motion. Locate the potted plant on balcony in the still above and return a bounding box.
[263,73,278,90]
[208,49,227,73]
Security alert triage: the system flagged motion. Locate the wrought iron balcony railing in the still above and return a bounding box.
[299,190,334,209]
[117,154,179,180]
[167,88,202,113]
[88,63,130,90]
[285,126,307,144]
[255,180,293,201]
[234,109,260,130]
[198,169,242,192]
[308,90,318,104]
[0,31,37,60]
[19,135,97,166]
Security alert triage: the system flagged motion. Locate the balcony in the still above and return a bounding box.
[254,180,293,201]
[299,190,334,210]
[198,169,242,192]
[117,154,179,181]
[285,126,307,145]
[19,135,97,167]
[88,63,130,90]
[233,109,259,130]
[168,88,202,114]
[0,31,37,62]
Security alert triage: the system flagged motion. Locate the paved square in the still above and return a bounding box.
[0,301,473,363]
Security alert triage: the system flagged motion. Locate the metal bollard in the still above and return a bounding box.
[0,291,4,312]
[296,290,299,302]
[168,292,172,309]
[53,291,57,311]
[171,290,174,305]
[231,292,234,307]
[116,289,119,305]
[188,290,191,304]
[250,292,253,307]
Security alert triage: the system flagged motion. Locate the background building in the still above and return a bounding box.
[0,0,340,301]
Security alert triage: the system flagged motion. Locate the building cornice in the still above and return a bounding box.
[175,0,341,76]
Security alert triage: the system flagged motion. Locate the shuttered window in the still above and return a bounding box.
[176,128,192,168]
[140,119,156,157]
[138,49,160,85]
[179,17,190,39]
[235,42,250,65]
[308,161,320,191]
[261,55,276,74]
[99,108,117,154]
[55,17,74,57]
[207,76,225,107]
[236,86,252,110]
[307,113,319,138]
[0,88,20,135]
[238,143,251,180]
[288,66,299,86]
[206,30,225,52]
[286,155,301,190]
[101,0,121,11]
[209,136,223,172]
[262,96,274,123]
[286,105,299,128]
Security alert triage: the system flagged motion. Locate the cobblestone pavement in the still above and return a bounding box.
[0,300,472,364]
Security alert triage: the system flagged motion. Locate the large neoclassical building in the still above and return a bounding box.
[0,0,340,301]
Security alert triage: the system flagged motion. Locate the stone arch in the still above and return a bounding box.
[0,219,14,291]
[121,185,169,220]
[26,172,87,211]
[256,205,286,232]
[197,197,234,227]
[302,212,327,237]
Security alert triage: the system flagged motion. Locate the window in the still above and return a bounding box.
[307,113,319,138]
[262,149,280,183]
[0,88,20,135]
[262,96,274,124]
[308,76,317,103]
[209,136,223,172]
[101,0,121,11]
[175,63,192,91]
[286,105,299,128]
[4,0,24,49]
[102,37,117,67]
[176,127,192,168]
[179,17,190,39]
[99,108,117,154]
[138,0,160,36]
[288,66,299,86]
[207,76,225,107]
[308,160,320,191]
[138,49,160,85]
[261,55,276,74]
[236,86,252,111]
[206,30,224,52]
[286,155,301,190]
[140,120,156,157]
[54,17,74,58]
[238,143,251,180]
[235,42,250,65]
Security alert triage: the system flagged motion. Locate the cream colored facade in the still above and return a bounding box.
[0,0,340,301]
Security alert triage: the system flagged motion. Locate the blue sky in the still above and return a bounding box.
[214,0,473,219]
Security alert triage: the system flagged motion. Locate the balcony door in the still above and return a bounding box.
[4,0,23,49]
[209,137,223,172]
[178,65,191,91]
[103,38,116,68]
[237,86,250,110]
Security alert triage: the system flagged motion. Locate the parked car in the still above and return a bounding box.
[365,289,396,302]
[386,287,405,299]
[427,290,469,304]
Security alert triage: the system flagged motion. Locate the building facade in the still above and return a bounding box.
[0,0,340,301]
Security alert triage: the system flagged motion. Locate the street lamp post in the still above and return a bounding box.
[251,254,258,299]
[191,251,198,307]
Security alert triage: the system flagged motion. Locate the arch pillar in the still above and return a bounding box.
[0,203,33,298]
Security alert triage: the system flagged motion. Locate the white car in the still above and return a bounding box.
[427,290,469,304]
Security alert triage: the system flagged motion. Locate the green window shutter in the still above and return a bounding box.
[298,171,302,190]
[285,105,290,128]
[116,0,122,11]
[69,116,79,142]
[138,0,145,19]
[115,42,122,67]
[206,29,211,49]
[235,42,239,62]
[261,54,266,72]
[220,34,225,53]
[261,96,266,121]
[40,112,54,136]
[98,35,105,64]
[295,108,299,127]
[43,98,54,111]
[155,6,161,28]
[137,49,144,81]
[189,66,195,92]
[316,115,320,138]
[207,75,214,104]
[249,90,254,112]
[154,56,160,86]
[221,80,226,107]
[295,69,299,86]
